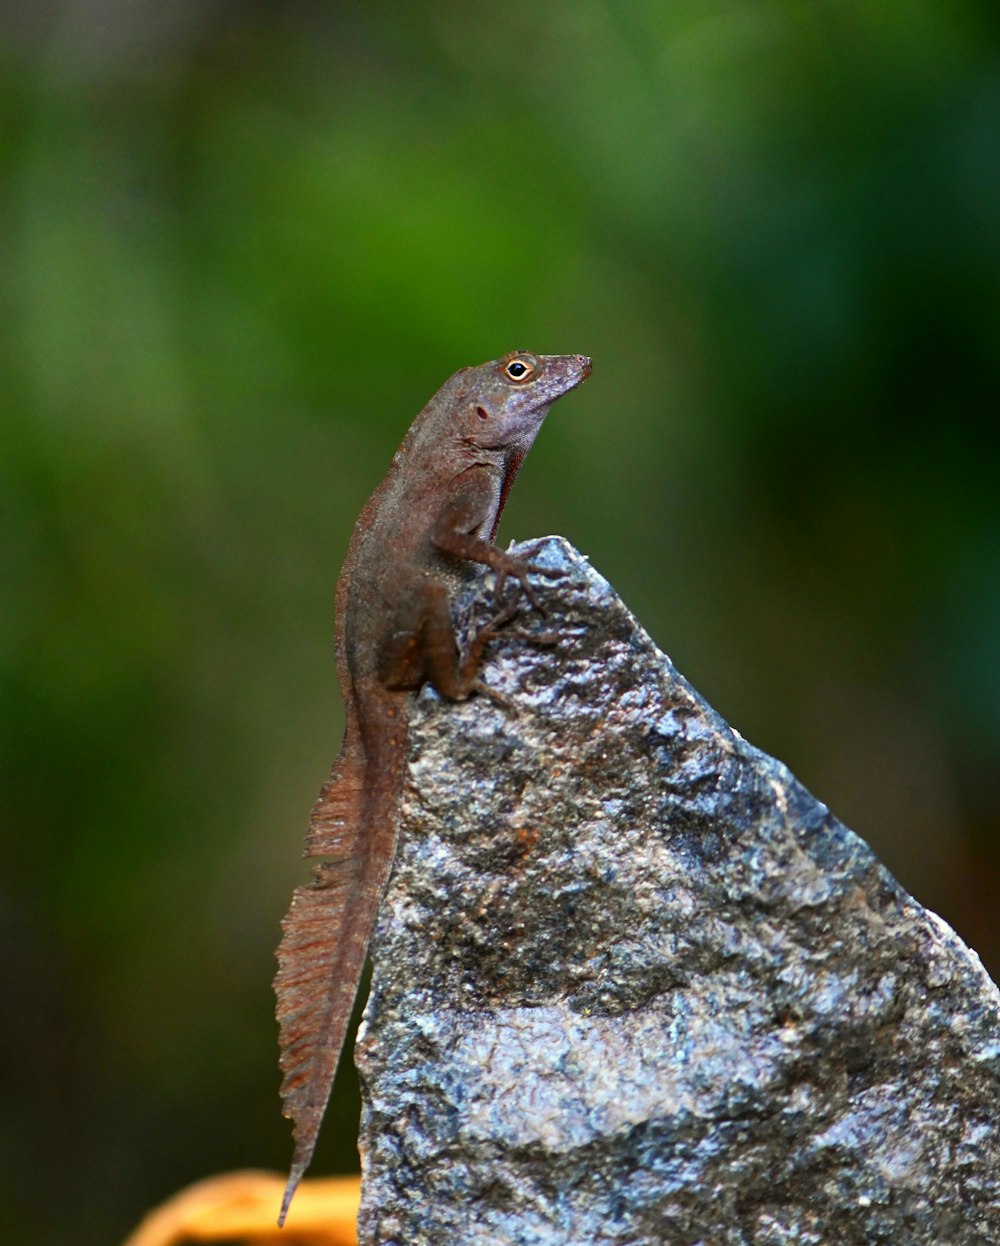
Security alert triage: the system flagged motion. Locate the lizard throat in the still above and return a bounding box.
[490,449,527,542]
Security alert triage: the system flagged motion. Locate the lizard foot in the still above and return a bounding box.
[493,553,565,612]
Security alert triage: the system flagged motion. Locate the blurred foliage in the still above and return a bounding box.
[2,3,999,1243]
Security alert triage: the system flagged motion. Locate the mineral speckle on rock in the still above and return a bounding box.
[355,538,1000,1246]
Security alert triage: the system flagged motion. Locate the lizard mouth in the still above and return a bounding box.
[522,353,590,413]
[547,353,592,399]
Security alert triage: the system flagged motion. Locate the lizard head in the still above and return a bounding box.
[459,352,591,451]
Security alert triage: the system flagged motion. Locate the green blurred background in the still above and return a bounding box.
[3,2,999,1242]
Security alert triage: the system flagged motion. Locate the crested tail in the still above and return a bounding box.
[274,733,405,1225]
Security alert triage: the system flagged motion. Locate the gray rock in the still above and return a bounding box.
[355,538,1000,1246]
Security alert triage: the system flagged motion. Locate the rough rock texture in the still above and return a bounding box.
[355,538,1000,1246]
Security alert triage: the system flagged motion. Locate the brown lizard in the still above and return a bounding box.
[273,351,591,1224]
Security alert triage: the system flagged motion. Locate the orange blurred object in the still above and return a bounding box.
[122,1171,359,1246]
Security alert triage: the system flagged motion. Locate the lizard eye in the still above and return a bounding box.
[503,357,536,384]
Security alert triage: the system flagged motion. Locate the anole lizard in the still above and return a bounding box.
[274,351,591,1224]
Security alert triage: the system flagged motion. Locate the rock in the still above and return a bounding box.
[355,538,1000,1246]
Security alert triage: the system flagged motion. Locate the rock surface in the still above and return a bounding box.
[355,538,1000,1246]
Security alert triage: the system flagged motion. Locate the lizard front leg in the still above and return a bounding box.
[431,489,562,610]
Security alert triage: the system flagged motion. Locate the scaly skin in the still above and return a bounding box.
[274,351,591,1224]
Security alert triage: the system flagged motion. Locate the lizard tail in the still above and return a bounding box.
[302,740,366,856]
[273,738,404,1226]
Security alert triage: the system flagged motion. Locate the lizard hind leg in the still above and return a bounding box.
[422,580,515,701]
[376,581,478,699]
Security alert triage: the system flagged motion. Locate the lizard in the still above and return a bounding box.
[273,350,592,1224]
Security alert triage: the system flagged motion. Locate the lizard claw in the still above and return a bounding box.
[500,624,560,646]
[512,539,568,580]
[471,678,517,710]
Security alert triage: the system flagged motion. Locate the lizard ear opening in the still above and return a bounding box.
[476,405,490,421]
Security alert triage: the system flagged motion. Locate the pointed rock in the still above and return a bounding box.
[356,538,1000,1246]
